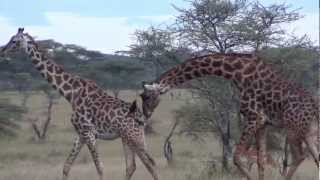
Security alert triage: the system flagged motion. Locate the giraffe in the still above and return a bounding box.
[140,53,319,180]
[0,28,159,180]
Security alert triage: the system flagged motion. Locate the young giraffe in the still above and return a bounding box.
[0,28,159,180]
[140,53,319,180]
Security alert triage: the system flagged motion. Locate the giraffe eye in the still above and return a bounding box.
[12,40,16,43]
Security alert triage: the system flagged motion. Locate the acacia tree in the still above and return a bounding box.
[173,0,246,170]
[173,0,301,52]
[173,0,247,53]
[175,78,239,171]
[241,2,301,51]
[29,83,59,141]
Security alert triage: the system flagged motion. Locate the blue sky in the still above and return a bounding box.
[0,0,318,53]
[0,0,188,25]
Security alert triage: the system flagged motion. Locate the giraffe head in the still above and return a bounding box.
[1,28,36,56]
[140,82,162,119]
[126,100,146,125]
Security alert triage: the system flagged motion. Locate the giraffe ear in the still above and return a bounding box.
[144,83,161,91]
[142,81,148,89]
[129,100,137,114]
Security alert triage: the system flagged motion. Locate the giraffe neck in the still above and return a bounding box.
[154,53,262,94]
[25,44,82,103]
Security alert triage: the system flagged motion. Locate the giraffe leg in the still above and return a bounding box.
[305,131,320,180]
[281,137,289,177]
[123,141,136,180]
[285,139,305,180]
[85,132,104,180]
[63,136,84,180]
[135,146,158,180]
[304,130,319,167]
[256,126,267,180]
[124,128,159,180]
[234,127,256,180]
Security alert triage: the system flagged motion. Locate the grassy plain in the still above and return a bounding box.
[0,90,317,180]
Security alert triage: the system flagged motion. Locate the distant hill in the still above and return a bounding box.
[37,39,138,62]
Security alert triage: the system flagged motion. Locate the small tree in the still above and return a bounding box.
[29,83,59,141]
[175,78,239,171]
[173,0,247,170]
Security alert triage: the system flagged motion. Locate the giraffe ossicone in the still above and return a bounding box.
[18,27,24,33]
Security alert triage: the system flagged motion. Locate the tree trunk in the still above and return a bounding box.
[40,97,54,140]
[220,118,232,172]
[30,95,54,142]
[30,117,41,139]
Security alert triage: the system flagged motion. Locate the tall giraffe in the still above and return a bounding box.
[140,53,319,180]
[0,28,159,180]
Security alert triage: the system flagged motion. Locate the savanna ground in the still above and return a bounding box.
[0,90,317,180]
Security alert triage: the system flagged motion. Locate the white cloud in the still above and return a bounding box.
[0,12,140,54]
[0,12,318,54]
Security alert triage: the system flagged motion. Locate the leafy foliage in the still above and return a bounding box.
[81,59,146,96]
[173,0,302,52]
[125,26,192,77]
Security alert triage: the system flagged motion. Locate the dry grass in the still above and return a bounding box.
[0,90,318,180]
